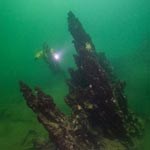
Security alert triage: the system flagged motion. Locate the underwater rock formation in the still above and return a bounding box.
[20,11,143,150]
[20,81,100,150]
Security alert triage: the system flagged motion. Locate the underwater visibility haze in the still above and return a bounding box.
[0,0,150,149]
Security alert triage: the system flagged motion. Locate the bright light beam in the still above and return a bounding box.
[53,53,60,61]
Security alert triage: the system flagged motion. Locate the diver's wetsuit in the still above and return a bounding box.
[42,44,61,72]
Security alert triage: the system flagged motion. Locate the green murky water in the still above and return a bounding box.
[0,0,150,149]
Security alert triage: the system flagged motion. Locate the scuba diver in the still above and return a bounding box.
[35,43,61,72]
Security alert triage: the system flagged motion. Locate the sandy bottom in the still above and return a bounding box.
[0,95,150,150]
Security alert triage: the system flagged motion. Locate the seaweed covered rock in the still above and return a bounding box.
[20,11,143,150]
[20,81,98,150]
[66,11,143,141]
